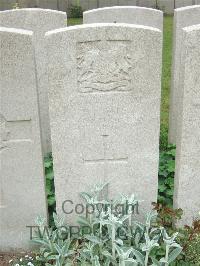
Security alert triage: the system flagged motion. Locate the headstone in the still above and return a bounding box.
[175,0,193,8]
[46,24,162,223]
[0,27,47,251]
[174,24,200,226]
[78,0,92,11]
[83,6,163,31]
[118,0,137,5]
[32,0,58,9]
[0,8,67,155]
[138,0,156,8]
[57,0,68,12]
[169,5,200,144]
[18,0,38,8]
[158,0,174,14]
[0,0,16,10]
[99,0,121,8]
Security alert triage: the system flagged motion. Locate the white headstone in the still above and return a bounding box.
[174,24,200,226]
[169,5,200,144]
[0,8,67,155]
[118,0,137,5]
[175,0,193,8]
[138,0,156,8]
[99,0,122,8]
[0,0,16,10]
[18,0,37,8]
[83,6,163,30]
[0,27,47,251]
[36,0,58,10]
[158,0,174,14]
[46,24,162,223]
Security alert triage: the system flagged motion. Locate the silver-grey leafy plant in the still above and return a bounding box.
[31,183,182,265]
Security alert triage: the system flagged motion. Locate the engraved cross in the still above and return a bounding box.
[0,114,32,208]
[83,134,128,180]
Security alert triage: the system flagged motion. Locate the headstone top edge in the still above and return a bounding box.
[175,4,200,12]
[46,23,161,37]
[0,8,67,16]
[0,27,33,36]
[183,23,200,33]
[83,6,163,15]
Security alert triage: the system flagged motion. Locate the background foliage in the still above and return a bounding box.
[158,145,175,208]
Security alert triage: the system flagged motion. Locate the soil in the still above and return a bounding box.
[0,252,27,266]
[0,253,14,266]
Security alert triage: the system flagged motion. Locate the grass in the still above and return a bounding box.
[160,15,173,149]
[68,16,174,149]
[68,17,83,25]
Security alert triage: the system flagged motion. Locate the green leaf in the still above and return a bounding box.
[77,216,91,227]
[46,169,54,180]
[167,160,175,173]
[159,184,167,193]
[102,250,113,259]
[132,248,144,264]
[151,257,161,266]
[46,179,53,195]
[48,195,56,206]
[79,192,92,202]
[44,160,52,169]
[166,189,174,196]
[85,235,101,244]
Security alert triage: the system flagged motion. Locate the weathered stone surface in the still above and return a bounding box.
[175,0,193,8]
[0,0,63,10]
[0,8,67,155]
[99,0,122,8]
[46,24,162,223]
[83,6,163,30]
[174,24,200,226]
[0,0,16,10]
[169,5,200,144]
[158,0,174,14]
[118,0,137,5]
[0,27,47,251]
[138,0,156,8]
[18,0,38,8]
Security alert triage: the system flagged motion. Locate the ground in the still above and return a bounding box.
[0,253,21,266]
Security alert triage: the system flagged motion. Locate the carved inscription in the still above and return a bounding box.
[77,41,133,93]
[83,135,128,179]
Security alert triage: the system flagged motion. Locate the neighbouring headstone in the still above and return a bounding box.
[138,0,156,8]
[37,0,57,10]
[118,0,137,5]
[46,24,162,223]
[169,5,200,144]
[0,0,16,10]
[99,0,122,8]
[158,0,174,14]
[0,27,47,251]
[0,8,67,155]
[18,0,38,8]
[173,24,200,226]
[83,6,163,30]
[175,0,193,8]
